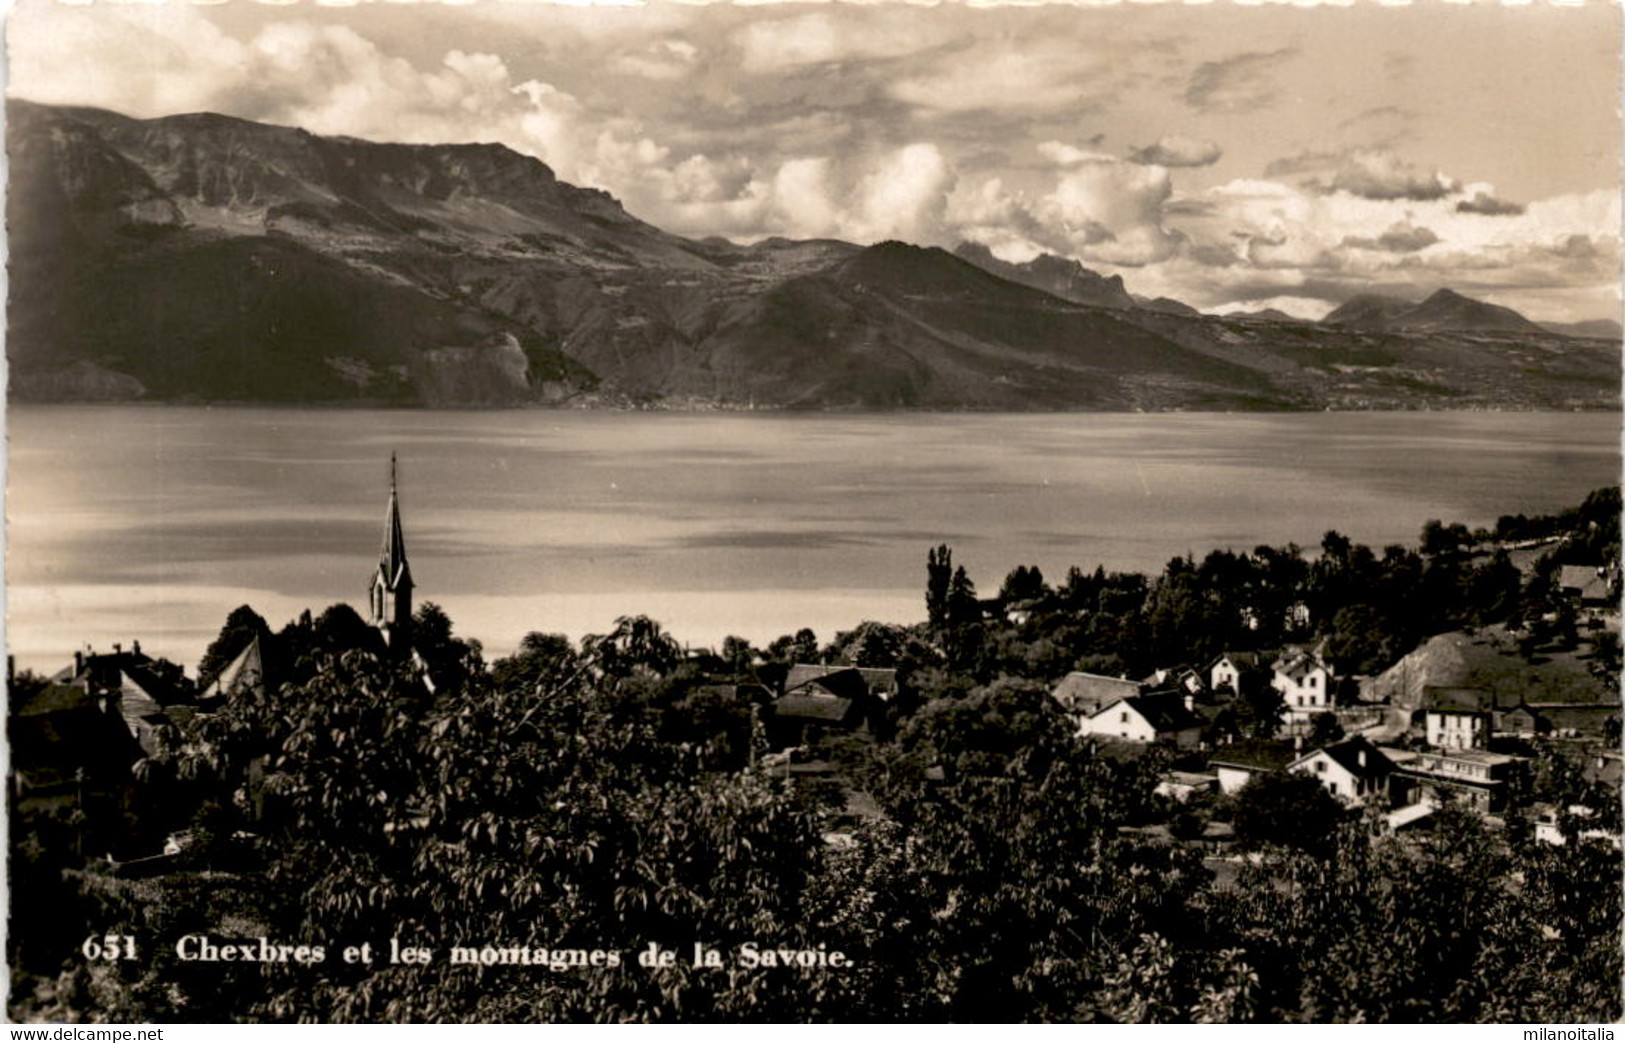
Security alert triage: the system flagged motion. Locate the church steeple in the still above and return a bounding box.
[370,453,414,650]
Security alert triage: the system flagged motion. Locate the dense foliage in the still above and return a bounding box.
[13,491,1622,1023]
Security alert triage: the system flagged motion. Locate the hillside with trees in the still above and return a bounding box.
[10,490,1621,1022]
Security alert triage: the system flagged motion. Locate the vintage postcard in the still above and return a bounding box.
[5,0,1621,1025]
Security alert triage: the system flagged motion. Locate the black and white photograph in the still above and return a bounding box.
[4,0,1622,1024]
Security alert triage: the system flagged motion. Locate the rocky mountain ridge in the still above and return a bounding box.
[9,100,1619,410]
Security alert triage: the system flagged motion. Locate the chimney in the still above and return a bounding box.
[113,642,122,655]
[132,640,141,656]
[74,651,84,676]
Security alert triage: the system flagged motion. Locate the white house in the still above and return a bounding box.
[1271,644,1333,721]
[1207,651,1262,695]
[1078,692,1204,749]
[1052,672,1141,731]
[1289,736,1393,804]
[1421,686,1491,750]
[1208,739,1299,794]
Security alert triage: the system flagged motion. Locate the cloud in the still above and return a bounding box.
[854,144,956,244]
[1184,49,1295,113]
[1324,151,1458,201]
[1128,136,1222,168]
[1456,190,1525,217]
[1147,174,1621,320]
[890,40,1106,115]
[1268,148,1459,202]
[1342,220,1440,254]
[733,12,946,74]
[1036,141,1118,167]
[608,39,700,82]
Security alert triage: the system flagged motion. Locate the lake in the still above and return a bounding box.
[6,407,1620,674]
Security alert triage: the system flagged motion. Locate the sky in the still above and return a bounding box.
[7,0,1621,322]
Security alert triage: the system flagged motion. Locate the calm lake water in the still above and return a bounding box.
[7,407,1620,674]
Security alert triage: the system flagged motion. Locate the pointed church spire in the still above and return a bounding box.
[371,453,414,650]
[380,451,408,581]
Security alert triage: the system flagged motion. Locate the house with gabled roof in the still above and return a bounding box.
[1495,703,1549,738]
[1208,738,1299,794]
[1271,642,1333,723]
[45,646,194,757]
[1078,691,1204,749]
[200,634,268,701]
[1558,564,1613,609]
[1207,651,1264,696]
[783,663,896,702]
[1289,736,1394,804]
[1052,671,1140,722]
[1420,685,1492,750]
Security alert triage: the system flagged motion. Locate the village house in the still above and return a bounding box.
[1078,691,1205,748]
[782,663,897,702]
[1271,643,1334,723]
[199,634,268,701]
[1382,745,1522,813]
[768,664,893,748]
[1142,665,1207,701]
[1207,651,1263,696]
[1421,686,1492,750]
[1154,770,1219,802]
[1289,736,1394,804]
[1495,703,1549,738]
[1051,671,1141,729]
[1558,564,1614,610]
[41,645,195,757]
[1208,738,1299,794]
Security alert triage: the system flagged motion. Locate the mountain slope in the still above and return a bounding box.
[951,242,1137,311]
[1324,288,1547,334]
[7,100,1619,411]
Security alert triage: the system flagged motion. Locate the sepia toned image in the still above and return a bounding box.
[4,0,1622,1024]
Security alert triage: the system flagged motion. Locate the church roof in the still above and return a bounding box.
[378,453,411,588]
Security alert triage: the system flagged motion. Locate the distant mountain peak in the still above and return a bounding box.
[951,241,1137,311]
[1324,287,1543,334]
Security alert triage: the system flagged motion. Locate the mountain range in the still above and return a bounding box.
[8,100,1619,410]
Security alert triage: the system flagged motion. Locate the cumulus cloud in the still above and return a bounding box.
[1184,49,1295,113]
[1264,147,1458,202]
[1128,136,1222,168]
[1153,172,1621,319]
[1323,151,1458,201]
[1456,190,1526,216]
[1342,220,1440,253]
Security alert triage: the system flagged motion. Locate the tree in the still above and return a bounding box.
[947,565,980,626]
[197,605,270,684]
[582,614,682,681]
[1230,772,1346,858]
[1238,682,1286,740]
[490,631,576,693]
[999,565,1047,605]
[1420,518,1458,557]
[719,635,756,676]
[412,602,483,691]
[1308,712,1345,748]
[927,545,954,629]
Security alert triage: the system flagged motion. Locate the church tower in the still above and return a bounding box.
[370,453,414,651]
